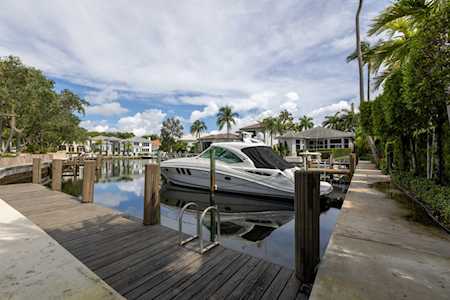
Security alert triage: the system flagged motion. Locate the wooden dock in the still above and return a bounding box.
[0,183,305,300]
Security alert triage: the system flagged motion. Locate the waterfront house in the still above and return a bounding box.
[129,137,152,156]
[198,133,240,151]
[179,134,197,151]
[277,127,355,156]
[60,136,152,156]
[238,122,274,145]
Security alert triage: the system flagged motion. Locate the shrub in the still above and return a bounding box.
[391,172,450,228]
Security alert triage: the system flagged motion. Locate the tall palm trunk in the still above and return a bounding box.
[435,119,445,184]
[427,130,431,179]
[447,103,450,125]
[367,62,371,101]
[5,115,16,152]
[356,0,365,104]
[409,137,417,174]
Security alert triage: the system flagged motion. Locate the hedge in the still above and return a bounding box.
[391,172,450,228]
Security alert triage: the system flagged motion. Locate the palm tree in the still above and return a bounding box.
[322,112,342,130]
[216,106,238,138]
[190,120,207,139]
[298,115,314,131]
[261,117,277,146]
[355,0,365,103]
[364,0,443,88]
[347,41,375,100]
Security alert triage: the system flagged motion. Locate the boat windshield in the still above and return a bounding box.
[241,146,291,170]
[200,147,243,164]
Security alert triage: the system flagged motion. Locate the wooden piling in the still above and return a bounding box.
[51,159,63,191]
[295,170,320,284]
[32,158,42,184]
[82,160,96,203]
[96,155,102,170]
[209,148,217,241]
[143,164,160,225]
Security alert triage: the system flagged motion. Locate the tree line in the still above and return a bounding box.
[0,56,88,153]
[352,1,449,185]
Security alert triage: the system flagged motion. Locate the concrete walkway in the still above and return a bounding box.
[0,198,124,300]
[311,161,450,300]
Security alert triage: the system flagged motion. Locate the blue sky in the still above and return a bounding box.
[0,0,391,136]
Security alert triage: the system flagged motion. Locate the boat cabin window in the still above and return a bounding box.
[200,147,242,164]
[241,146,291,170]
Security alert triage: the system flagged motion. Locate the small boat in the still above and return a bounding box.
[160,142,333,199]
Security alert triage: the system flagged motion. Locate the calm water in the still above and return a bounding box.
[62,159,347,269]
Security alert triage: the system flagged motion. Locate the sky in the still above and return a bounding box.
[0,0,391,137]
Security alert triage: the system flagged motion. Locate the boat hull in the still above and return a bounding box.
[161,166,295,199]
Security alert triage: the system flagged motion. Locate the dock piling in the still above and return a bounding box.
[209,148,217,242]
[82,160,96,203]
[295,170,320,284]
[51,159,63,191]
[32,158,42,184]
[143,164,160,225]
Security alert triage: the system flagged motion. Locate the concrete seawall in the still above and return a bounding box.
[311,161,450,299]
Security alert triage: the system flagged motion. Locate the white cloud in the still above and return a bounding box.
[85,87,119,105]
[85,102,128,116]
[0,0,391,128]
[117,109,166,136]
[285,92,299,101]
[79,120,114,132]
[190,102,219,122]
[307,100,356,124]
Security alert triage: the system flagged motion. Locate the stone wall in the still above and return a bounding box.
[0,153,55,168]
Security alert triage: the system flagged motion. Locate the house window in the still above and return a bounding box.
[134,142,139,146]
[296,140,302,151]
[344,138,349,148]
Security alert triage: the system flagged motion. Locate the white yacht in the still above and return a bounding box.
[160,142,333,199]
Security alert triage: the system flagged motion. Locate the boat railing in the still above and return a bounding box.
[178,202,200,246]
[178,202,221,254]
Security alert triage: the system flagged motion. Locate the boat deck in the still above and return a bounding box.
[0,183,305,299]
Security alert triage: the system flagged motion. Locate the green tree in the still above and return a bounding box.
[261,117,277,146]
[298,115,314,131]
[190,119,207,139]
[216,106,238,138]
[322,112,342,130]
[160,117,183,152]
[0,56,88,153]
[355,0,365,103]
[347,41,376,100]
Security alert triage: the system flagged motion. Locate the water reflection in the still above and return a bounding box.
[61,159,347,269]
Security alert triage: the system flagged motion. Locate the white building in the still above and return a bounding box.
[179,134,198,152]
[60,135,152,156]
[277,127,355,156]
[238,122,275,146]
[130,137,152,156]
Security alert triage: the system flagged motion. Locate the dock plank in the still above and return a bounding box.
[0,183,302,299]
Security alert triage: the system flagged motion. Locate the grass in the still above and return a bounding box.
[392,172,450,229]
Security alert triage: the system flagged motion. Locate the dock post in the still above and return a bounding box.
[32,158,42,184]
[96,155,102,170]
[295,170,320,284]
[51,159,63,191]
[210,148,216,242]
[349,154,355,177]
[143,164,161,225]
[82,160,96,203]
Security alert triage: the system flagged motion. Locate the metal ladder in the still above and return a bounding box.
[178,202,221,254]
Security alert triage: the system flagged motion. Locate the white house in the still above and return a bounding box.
[129,137,152,156]
[179,134,197,151]
[238,122,275,146]
[60,136,152,156]
[277,127,355,156]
